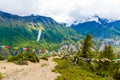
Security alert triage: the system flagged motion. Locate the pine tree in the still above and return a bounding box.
[97,45,117,77]
[100,45,116,60]
[81,34,93,58]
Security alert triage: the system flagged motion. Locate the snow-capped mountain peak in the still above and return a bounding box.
[71,15,115,26]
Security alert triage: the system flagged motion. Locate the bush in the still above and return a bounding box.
[17,54,28,61]
[14,60,28,65]
[112,63,120,79]
[0,55,4,61]
[54,59,104,80]
[39,53,51,61]
[113,71,120,80]
[55,60,72,69]
[27,53,39,63]
[8,53,40,63]
[8,56,17,62]
[40,56,48,61]
[0,73,3,79]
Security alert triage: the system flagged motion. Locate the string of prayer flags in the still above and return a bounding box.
[79,57,120,63]
[48,51,51,54]
[20,48,26,50]
[40,50,45,53]
[0,46,10,48]
[112,58,120,63]
[35,50,41,53]
[86,58,91,62]
[13,47,19,50]
[0,45,120,64]
[0,46,5,48]
[57,50,62,55]
[100,58,111,62]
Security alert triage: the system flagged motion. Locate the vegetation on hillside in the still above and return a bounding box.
[53,58,111,80]
[54,34,120,80]
[0,11,120,79]
[8,53,39,65]
[0,11,82,51]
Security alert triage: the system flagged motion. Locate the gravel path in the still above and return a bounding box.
[0,57,60,80]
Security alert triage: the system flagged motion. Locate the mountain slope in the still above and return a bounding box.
[0,11,81,50]
[71,16,120,46]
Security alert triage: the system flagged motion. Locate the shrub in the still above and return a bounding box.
[0,73,3,79]
[55,60,72,69]
[8,53,40,63]
[17,54,28,61]
[39,53,51,61]
[113,71,120,80]
[112,63,120,79]
[8,56,17,62]
[27,53,39,63]
[54,59,104,80]
[14,60,28,65]
[40,56,48,61]
[0,55,4,61]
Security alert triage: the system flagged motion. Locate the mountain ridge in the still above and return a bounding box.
[71,16,120,46]
[0,11,81,50]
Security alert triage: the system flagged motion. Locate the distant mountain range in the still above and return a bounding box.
[71,16,120,46]
[0,11,81,50]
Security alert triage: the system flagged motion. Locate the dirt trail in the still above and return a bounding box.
[0,57,60,80]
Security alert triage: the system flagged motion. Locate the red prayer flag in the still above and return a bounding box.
[4,46,10,48]
[26,48,30,51]
[41,50,45,53]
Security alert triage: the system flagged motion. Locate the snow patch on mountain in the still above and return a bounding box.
[69,15,116,26]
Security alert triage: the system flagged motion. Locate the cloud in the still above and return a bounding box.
[0,0,120,24]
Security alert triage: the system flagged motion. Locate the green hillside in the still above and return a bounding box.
[0,11,82,50]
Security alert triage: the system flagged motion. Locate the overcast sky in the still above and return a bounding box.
[0,0,120,24]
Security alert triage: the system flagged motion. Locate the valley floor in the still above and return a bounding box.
[0,57,60,80]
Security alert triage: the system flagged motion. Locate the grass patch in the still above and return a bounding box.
[53,58,110,80]
[40,56,48,61]
[39,53,50,61]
